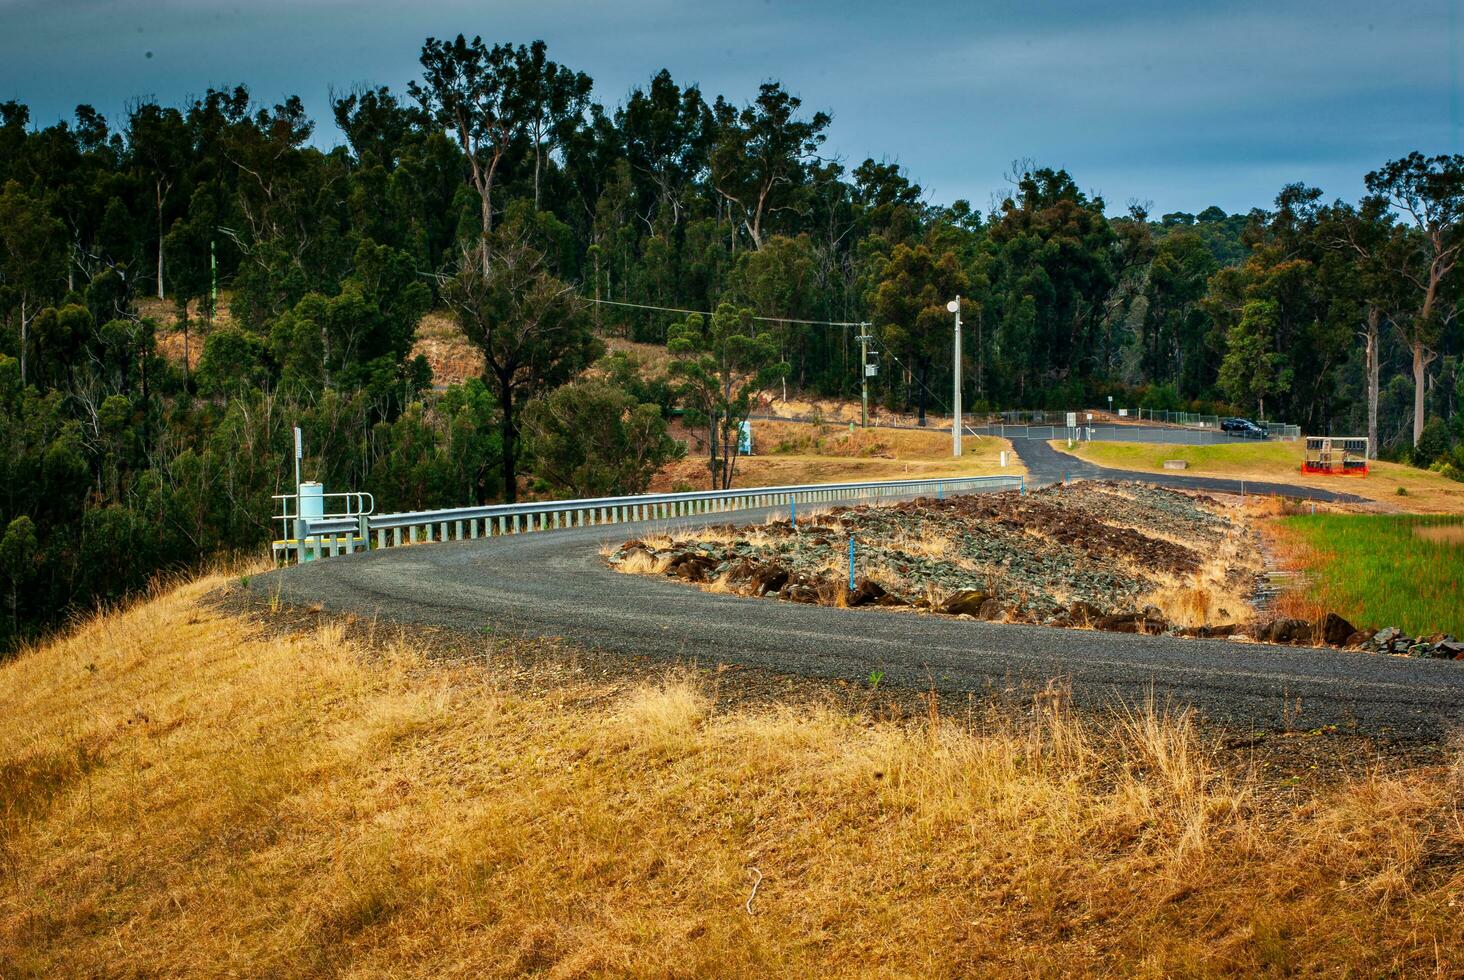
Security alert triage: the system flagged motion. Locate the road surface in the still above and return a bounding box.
[257,443,1454,736]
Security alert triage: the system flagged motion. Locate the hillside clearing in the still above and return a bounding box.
[651,421,1021,491]
[2,577,1463,975]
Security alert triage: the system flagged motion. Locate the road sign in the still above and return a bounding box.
[1065,412,1077,428]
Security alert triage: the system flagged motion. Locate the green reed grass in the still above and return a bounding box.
[1279,514,1464,637]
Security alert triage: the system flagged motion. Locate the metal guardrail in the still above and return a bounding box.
[275,474,1025,562]
[272,491,374,561]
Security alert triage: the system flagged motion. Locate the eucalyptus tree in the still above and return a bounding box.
[0,180,66,385]
[710,82,830,250]
[523,378,677,497]
[618,69,713,231]
[667,302,786,489]
[986,167,1116,401]
[511,40,592,211]
[411,35,523,269]
[442,229,601,502]
[1364,152,1464,445]
[124,101,190,299]
[868,242,968,424]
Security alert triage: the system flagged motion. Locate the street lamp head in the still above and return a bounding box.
[946,299,960,313]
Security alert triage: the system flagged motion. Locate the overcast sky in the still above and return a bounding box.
[0,0,1458,216]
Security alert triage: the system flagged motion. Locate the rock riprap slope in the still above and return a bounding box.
[608,482,1265,635]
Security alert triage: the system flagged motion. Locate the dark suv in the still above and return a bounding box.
[1221,417,1266,439]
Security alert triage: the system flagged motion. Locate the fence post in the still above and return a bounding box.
[848,536,856,590]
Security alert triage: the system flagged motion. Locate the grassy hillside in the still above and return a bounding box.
[3,577,1463,973]
[1054,439,1464,513]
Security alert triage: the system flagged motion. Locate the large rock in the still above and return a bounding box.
[671,553,718,582]
[845,577,888,608]
[1058,600,1104,627]
[1317,612,1356,647]
[977,598,1007,621]
[747,563,790,596]
[1434,640,1464,659]
[723,559,758,583]
[1177,624,1241,639]
[939,589,990,616]
[1263,618,1314,645]
[1095,611,1167,634]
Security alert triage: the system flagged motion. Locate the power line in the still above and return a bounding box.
[584,296,867,328]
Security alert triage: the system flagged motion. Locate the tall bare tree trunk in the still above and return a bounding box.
[18,297,27,386]
[1364,308,1380,458]
[1411,342,1431,446]
[533,142,542,211]
[156,180,165,300]
[481,190,492,276]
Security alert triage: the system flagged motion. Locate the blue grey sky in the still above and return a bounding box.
[0,0,1457,216]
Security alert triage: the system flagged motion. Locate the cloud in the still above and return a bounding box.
[0,0,1455,213]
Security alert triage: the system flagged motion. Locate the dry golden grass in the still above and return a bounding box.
[651,425,1023,492]
[3,576,1464,975]
[412,310,484,386]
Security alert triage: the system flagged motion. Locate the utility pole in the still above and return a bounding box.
[947,297,962,457]
[857,322,873,428]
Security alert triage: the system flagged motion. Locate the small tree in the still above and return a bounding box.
[868,243,969,425]
[443,234,601,503]
[668,303,786,490]
[1218,299,1292,420]
[0,514,37,642]
[524,378,679,497]
[0,181,66,387]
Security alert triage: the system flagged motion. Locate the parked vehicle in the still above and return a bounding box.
[1221,417,1267,438]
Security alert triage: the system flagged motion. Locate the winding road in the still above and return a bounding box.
[256,437,1457,737]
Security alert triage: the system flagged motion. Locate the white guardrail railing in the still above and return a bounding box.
[273,473,1026,562]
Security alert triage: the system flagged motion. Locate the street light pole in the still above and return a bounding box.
[947,297,962,457]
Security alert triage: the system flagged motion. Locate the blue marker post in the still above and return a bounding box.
[937,480,943,500]
[1020,475,1026,496]
[848,536,856,590]
[790,493,797,528]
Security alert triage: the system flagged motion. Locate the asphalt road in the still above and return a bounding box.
[258,462,1460,737]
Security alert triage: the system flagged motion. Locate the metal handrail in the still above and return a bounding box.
[272,491,375,540]
[366,475,1018,531]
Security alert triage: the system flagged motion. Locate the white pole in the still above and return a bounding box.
[949,296,962,457]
